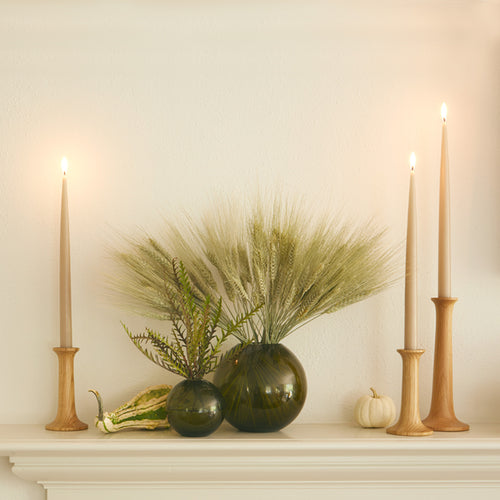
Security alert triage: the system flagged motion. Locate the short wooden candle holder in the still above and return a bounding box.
[46,347,88,432]
[387,349,433,437]
[423,297,469,432]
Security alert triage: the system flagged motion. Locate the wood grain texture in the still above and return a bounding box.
[46,348,88,432]
[423,297,469,432]
[387,349,433,437]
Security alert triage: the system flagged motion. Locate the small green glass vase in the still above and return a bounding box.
[166,379,224,437]
[213,343,307,433]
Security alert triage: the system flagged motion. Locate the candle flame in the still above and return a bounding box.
[61,157,68,175]
[441,102,447,122]
[410,152,416,172]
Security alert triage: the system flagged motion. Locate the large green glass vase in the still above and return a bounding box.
[166,379,224,437]
[213,343,307,432]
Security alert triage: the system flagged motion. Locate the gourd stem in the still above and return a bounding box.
[370,387,380,399]
[89,390,104,421]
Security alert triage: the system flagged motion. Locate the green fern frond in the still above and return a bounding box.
[121,259,258,380]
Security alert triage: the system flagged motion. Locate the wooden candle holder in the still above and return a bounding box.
[46,347,88,431]
[387,349,433,437]
[422,297,469,432]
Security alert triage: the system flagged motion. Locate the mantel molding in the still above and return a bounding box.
[2,423,500,500]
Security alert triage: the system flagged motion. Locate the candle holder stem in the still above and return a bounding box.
[387,349,433,437]
[422,298,469,432]
[46,347,88,431]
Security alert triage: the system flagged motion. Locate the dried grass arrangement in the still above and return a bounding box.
[112,194,398,344]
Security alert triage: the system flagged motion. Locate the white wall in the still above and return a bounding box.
[1,0,499,497]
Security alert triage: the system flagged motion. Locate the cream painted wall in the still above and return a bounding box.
[1,0,499,497]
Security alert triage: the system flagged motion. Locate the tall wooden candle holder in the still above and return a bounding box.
[46,347,88,431]
[387,349,433,437]
[423,297,469,432]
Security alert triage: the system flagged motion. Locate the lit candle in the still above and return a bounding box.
[404,153,417,350]
[438,103,451,297]
[60,157,72,348]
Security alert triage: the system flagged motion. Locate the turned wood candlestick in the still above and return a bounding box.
[423,297,469,432]
[46,347,88,431]
[387,349,433,437]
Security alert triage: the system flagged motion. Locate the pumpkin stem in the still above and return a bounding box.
[370,387,380,399]
[89,389,104,421]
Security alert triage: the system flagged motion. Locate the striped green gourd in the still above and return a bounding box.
[89,384,171,433]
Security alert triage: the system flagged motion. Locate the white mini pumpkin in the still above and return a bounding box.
[354,388,396,428]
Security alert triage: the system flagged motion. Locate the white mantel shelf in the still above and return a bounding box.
[1,423,500,500]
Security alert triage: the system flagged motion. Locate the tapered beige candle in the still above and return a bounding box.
[438,103,451,297]
[60,157,72,348]
[404,153,417,350]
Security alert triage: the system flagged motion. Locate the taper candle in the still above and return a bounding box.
[59,157,72,348]
[438,103,451,297]
[404,153,417,350]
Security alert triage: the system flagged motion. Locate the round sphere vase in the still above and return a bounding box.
[213,343,307,433]
[166,379,224,437]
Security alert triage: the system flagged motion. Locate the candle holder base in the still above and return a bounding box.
[46,347,88,432]
[386,349,433,437]
[422,415,469,433]
[422,297,469,432]
[386,420,433,437]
